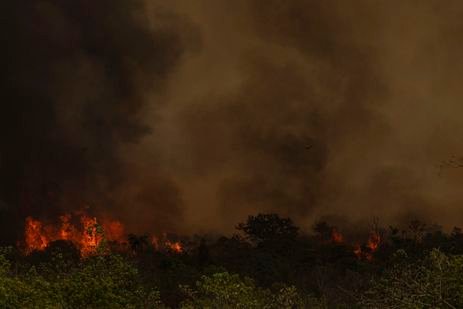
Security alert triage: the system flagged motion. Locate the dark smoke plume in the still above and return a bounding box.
[148,1,463,232]
[4,1,463,240]
[0,0,197,243]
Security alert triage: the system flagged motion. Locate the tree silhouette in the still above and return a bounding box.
[237,214,299,244]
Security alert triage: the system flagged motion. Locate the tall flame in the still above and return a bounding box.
[24,213,185,256]
[23,213,124,257]
[165,240,183,253]
[25,217,49,253]
[59,214,73,240]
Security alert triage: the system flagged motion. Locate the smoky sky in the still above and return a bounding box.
[3,0,463,240]
[146,0,463,232]
[0,0,197,241]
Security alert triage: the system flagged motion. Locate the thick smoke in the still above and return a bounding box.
[145,1,463,232]
[0,0,197,242]
[4,1,463,240]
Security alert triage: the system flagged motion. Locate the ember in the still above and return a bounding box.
[24,217,48,253]
[23,213,185,257]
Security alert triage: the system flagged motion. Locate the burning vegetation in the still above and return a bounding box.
[328,227,381,261]
[23,213,123,256]
[4,0,463,307]
[330,228,344,244]
[23,212,183,257]
[22,211,386,262]
[3,213,463,308]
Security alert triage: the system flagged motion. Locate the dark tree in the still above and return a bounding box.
[197,238,210,270]
[236,214,299,244]
[128,234,149,254]
[313,221,334,242]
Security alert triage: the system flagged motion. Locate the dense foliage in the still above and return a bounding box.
[2,214,463,308]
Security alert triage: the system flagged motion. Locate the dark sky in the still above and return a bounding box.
[2,1,463,238]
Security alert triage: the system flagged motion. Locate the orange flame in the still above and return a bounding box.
[151,236,159,250]
[59,214,72,240]
[102,220,124,242]
[80,215,101,256]
[165,240,183,253]
[353,232,381,261]
[150,235,183,253]
[367,232,381,252]
[331,228,344,244]
[25,217,49,253]
[23,213,124,257]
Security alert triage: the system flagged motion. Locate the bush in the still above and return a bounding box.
[360,249,463,308]
[0,251,163,308]
[179,271,323,309]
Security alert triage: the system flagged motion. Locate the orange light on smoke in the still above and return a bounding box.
[80,215,101,256]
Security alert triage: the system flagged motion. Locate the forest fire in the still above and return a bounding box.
[165,240,183,253]
[330,227,381,261]
[24,212,124,256]
[24,217,48,252]
[326,227,381,261]
[353,232,381,261]
[151,235,184,253]
[330,228,344,244]
[367,232,381,252]
[24,213,184,257]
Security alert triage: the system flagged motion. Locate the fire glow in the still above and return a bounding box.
[353,232,381,261]
[23,213,184,257]
[330,228,344,244]
[24,213,124,256]
[330,228,381,261]
[151,235,183,253]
